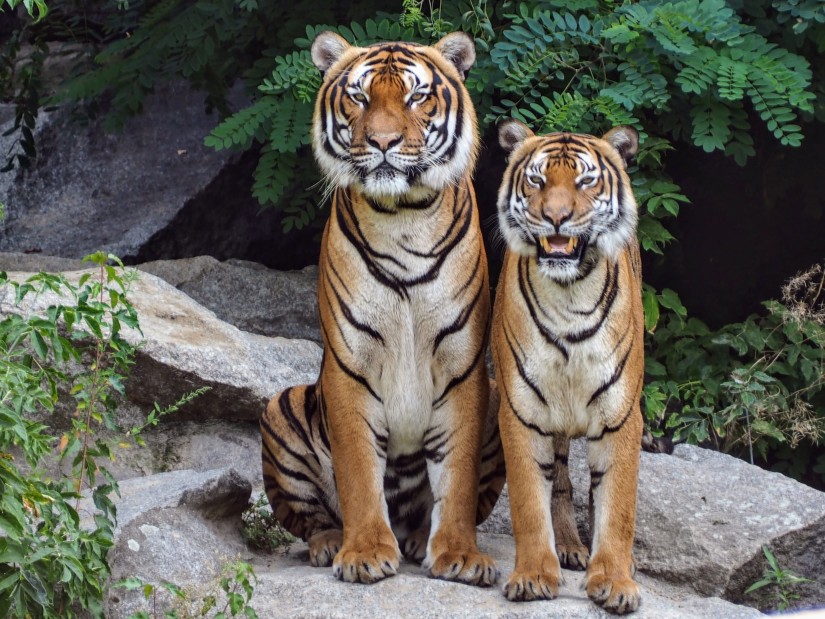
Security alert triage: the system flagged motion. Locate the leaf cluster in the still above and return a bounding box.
[0,254,206,617]
[643,263,825,485]
[240,493,295,552]
[118,560,259,619]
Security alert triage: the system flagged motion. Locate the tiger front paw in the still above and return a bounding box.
[308,529,342,567]
[503,569,560,602]
[424,548,499,587]
[332,540,401,584]
[586,572,641,614]
[557,541,589,571]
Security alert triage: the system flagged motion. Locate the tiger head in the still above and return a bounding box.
[310,31,479,207]
[496,119,639,283]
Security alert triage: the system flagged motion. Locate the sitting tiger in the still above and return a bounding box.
[259,32,504,586]
[491,119,644,614]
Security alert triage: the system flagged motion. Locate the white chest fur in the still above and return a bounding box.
[321,187,485,453]
[498,255,636,438]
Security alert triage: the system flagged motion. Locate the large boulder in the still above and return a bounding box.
[138,256,320,342]
[0,253,322,342]
[0,266,322,424]
[0,81,239,260]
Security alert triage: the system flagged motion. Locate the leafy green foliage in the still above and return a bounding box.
[0,254,204,617]
[745,546,815,611]
[643,263,825,485]
[117,560,259,619]
[3,0,48,21]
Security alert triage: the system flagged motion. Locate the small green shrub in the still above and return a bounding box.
[0,253,202,617]
[745,546,815,611]
[117,560,259,619]
[644,262,825,484]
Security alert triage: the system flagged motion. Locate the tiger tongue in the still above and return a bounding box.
[540,235,577,254]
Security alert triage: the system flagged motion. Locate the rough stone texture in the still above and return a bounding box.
[0,252,85,272]
[97,469,252,619]
[249,534,761,619]
[0,267,322,422]
[0,253,321,341]
[96,468,761,619]
[0,81,238,260]
[138,256,321,341]
[84,468,252,536]
[107,418,263,483]
[482,439,825,610]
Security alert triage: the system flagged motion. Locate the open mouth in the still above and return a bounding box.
[536,234,586,261]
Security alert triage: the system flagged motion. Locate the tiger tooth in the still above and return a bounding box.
[566,237,575,253]
[540,237,551,252]
[571,237,578,249]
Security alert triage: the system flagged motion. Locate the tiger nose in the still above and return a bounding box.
[367,132,403,152]
[542,206,573,228]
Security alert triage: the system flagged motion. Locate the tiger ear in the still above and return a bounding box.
[498,119,535,153]
[434,32,476,79]
[311,31,351,73]
[602,126,639,167]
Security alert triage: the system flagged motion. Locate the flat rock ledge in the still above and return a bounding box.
[97,467,761,619]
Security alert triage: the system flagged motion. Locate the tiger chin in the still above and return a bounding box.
[492,119,645,614]
[259,32,505,589]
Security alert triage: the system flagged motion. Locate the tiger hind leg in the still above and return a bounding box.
[476,378,506,525]
[552,436,590,570]
[260,384,343,567]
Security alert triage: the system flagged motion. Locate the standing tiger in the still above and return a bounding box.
[491,119,644,613]
[259,31,504,586]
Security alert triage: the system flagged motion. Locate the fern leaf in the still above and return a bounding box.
[690,98,731,152]
[205,96,279,151]
[716,56,748,101]
[252,146,297,207]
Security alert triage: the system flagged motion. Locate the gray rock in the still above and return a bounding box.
[0,252,322,342]
[0,267,322,422]
[0,252,85,272]
[100,469,253,619]
[91,467,252,536]
[108,418,263,483]
[98,470,760,619]
[482,439,825,610]
[138,255,320,341]
[0,81,235,260]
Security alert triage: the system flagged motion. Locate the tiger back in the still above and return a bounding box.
[260,32,504,587]
[491,119,644,613]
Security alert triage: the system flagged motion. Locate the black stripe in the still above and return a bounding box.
[326,274,385,344]
[518,257,569,360]
[586,373,643,442]
[564,260,619,343]
[503,321,548,406]
[501,377,553,438]
[432,276,483,352]
[321,322,383,403]
[587,331,636,407]
[432,335,485,408]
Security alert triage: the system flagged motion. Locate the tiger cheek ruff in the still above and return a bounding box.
[259,31,505,589]
[492,119,645,613]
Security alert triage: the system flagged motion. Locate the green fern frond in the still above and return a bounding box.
[690,98,731,152]
[268,95,313,153]
[205,96,280,151]
[252,146,297,207]
[259,51,320,103]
